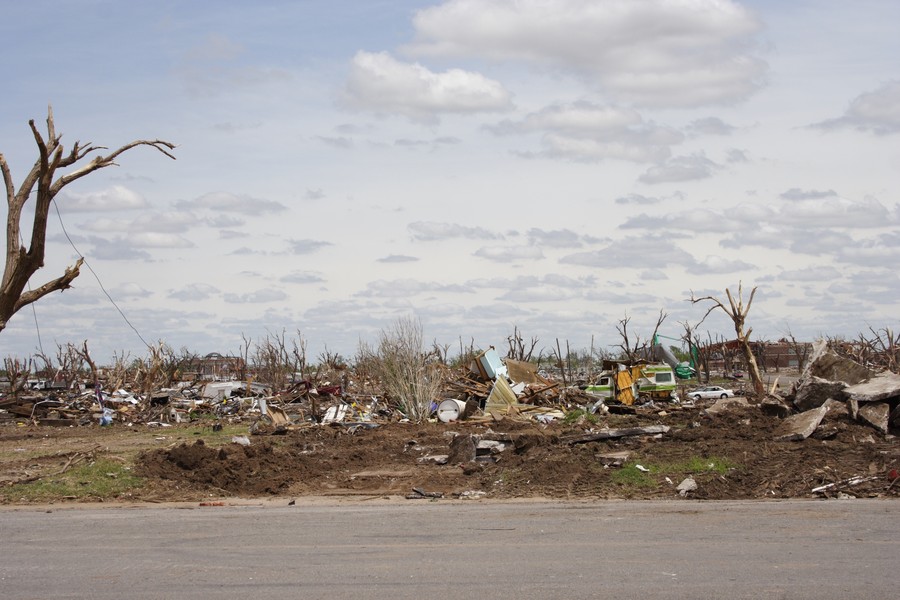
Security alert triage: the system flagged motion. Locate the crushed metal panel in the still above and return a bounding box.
[475,348,509,381]
[486,377,517,409]
[615,369,636,406]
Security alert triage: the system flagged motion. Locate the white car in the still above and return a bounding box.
[688,385,735,400]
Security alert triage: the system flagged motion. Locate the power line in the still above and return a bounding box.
[52,199,152,350]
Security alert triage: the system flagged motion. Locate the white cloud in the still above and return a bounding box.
[355,279,471,298]
[526,228,584,248]
[488,101,682,163]
[223,289,289,304]
[129,232,195,249]
[638,154,719,184]
[686,255,755,275]
[342,51,513,123]
[686,117,737,136]
[812,81,900,135]
[771,266,841,283]
[377,254,419,263]
[406,0,767,107]
[280,271,327,284]
[778,195,894,229]
[58,185,149,212]
[408,221,500,241]
[183,192,287,215]
[109,282,152,298]
[560,236,695,268]
[288,239,332,255]
[473,245,545,262]
[168,283,220,302]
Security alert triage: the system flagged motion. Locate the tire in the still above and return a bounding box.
[720,393,727,398]
[692,395,701,401]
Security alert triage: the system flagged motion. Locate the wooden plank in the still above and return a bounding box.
[562,425,670,445]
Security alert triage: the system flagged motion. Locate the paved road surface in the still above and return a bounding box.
[1,499,895,599]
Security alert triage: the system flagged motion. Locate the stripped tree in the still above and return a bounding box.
[0,106,176,333]
[690,282,765,397]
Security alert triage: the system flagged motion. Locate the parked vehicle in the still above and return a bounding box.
[688,385,735,400]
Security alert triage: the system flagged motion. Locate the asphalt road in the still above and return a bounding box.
[1,498,896,599]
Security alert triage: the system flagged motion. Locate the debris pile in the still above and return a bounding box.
[2,338,898,503]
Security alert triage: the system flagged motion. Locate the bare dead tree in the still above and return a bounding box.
[615,314,636,362]
[0,106,175,333]
[106,350,131,392]
[237,334,252,380]
[551,338,571,388]
[507,326,539,362]
[648,309,668,357]
[33,350,55,383]
[253,330,292,391]
[431,340,452,365]
[868,326,899,373]
[679,319,701,378]
[56,342,85,390]
[2,356,32,398]
[690,283,765,397]
[292,331,309,379]
[74,340,99,388]
[831,327,900,373]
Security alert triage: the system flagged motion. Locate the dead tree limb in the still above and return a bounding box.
[0,105,176,333]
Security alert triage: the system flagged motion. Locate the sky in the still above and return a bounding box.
[1,0,899,365]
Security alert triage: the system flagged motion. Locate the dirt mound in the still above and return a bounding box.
[139,437,314,496]
[134,405,900,502]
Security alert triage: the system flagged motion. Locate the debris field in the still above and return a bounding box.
[1,341,898,504]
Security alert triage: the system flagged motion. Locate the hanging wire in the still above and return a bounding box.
[51,199,152,349]
[16,228,46,356]
[28,291,45,356]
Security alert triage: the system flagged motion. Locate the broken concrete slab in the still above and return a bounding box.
[891,404,900,429]
[775,405,828,441]
[704,397,751,416]
[844,372,900,403]
[596,451,631,467]
[447,433,477,463]
[760,397,792,418]
[676,477,697,497]
[822,398,850,417]
[803,340,874,385]
[857,402,891,435]
[475,439,508,454]
[792,376,848,411]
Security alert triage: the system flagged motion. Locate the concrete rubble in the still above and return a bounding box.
[774,405,828,442]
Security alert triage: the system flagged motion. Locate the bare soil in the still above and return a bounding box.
[2,399,898,504]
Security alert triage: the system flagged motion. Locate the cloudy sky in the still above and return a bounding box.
[2,0,898,364]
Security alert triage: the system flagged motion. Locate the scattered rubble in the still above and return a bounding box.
[774,406,828,442]
[2,338,899,503]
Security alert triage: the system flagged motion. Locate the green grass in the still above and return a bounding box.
[610,463,657,487]
[611,456,739,489]
[667,456,737,475]
[563,408,600,425]
[1,458,144,503]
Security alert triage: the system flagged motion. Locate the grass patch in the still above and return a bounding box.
[563,409,600,425]
[668,456,737,475]
[611,463,657,488]
[610,456,739,490]
[0,458,144,503]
